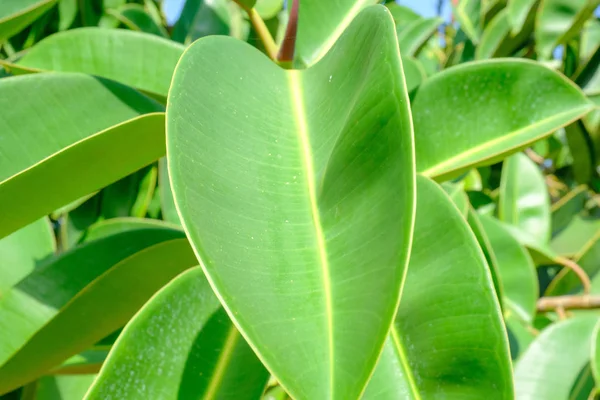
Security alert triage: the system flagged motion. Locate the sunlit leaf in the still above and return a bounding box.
[414,59,593,180]
[0,0,56,40]
[480,215,538,322]
[363,176,512,398]
[0,73,164,239]
[515,316,600,399]
[86,268,269,399]
[167,6,415,398]
[499,152,551,245]
[0,228,195,393]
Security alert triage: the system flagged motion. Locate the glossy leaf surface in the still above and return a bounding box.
[0,112,166,240]
[363,176,512,399]
[12,28,184,98]
[499,152,551,244]
[295,0,377,66]
[412,59,593,180]
[515,316,599,399]
[87,269,269,399]
[167,6,415,399]
[0,0,56,40]
[0,229,194,393]
[480,215,538,322]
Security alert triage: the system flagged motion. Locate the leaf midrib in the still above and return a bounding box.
[390,327,421,400]
[287,70,334,398]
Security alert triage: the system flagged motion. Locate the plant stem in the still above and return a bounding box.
[537,295,600,312]
[248,7,278,61]
[557,256,591,295]
[277,0,299,65]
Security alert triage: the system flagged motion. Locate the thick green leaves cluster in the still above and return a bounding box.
[1,0,600,399]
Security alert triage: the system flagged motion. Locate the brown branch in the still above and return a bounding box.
[556,256,591,295]
[277,0,298,64]
[537,295,600,312]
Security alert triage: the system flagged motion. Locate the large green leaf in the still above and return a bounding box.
[86,268,269,399]
[499,152,551,244]
[535,0,600,60]
[0,0,56,40]
[295,0,377,66]
[413,59,593,180]
[363,176,512,399]
[0,228,195,393]
[0,73,164,239]
[0,218,55,291]
[8,28,184,98]
[515,316,599,399]
[167,6,415,399]
[480,215,538,322]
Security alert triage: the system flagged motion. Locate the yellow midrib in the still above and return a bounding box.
[288,70,334,398]
[390,327,422,400]
[203,325,239,399]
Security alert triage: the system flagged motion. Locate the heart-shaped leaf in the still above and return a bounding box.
[515,316,599,399]
[0,226,195,393]
[86,268,269,399]
[167,6,415,398]
[0,0,56,40]
[412,59,594,180]
[499,152,551,245]
[0,73,164,239]
[6,28,184,99]
[363,176,512,398]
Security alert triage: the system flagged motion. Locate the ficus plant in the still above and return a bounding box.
[0,0,599,399]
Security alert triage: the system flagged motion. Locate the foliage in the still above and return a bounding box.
[0,0,599,398]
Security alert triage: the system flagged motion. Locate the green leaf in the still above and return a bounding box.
[515,316,599,399]
[158,158,180,225]
[480,215,538,322]
[441,182,469,217]
[386,3,420,28]
[505,311,535,361]
[0,0,56,40]
[467,208,505,305]
[413,59,593,180]
[0,107,166,241]
[0,218,55,291]
[551,213,600,258]
[295,0,378,66]
[535,0,600,60]
[363,176,512,399]
[255,0,283,19]
[58,0,77,31]
[110,4,169,37]
[167,6,415,399]
[35,374,96,400]
[592,322,600,386]
[565,119,596,183]
[476,8,533,59]
[86,268,270,399]
[172,0,248,44]
[507,0,538,34]
[100,166,157,219]
[397,17,443,57]
[454,0,483,44]
[551,185,589,235]
[9,28,184,99]
[401,57,426,95]
[0,228,196,394]
[499,152,551,244]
